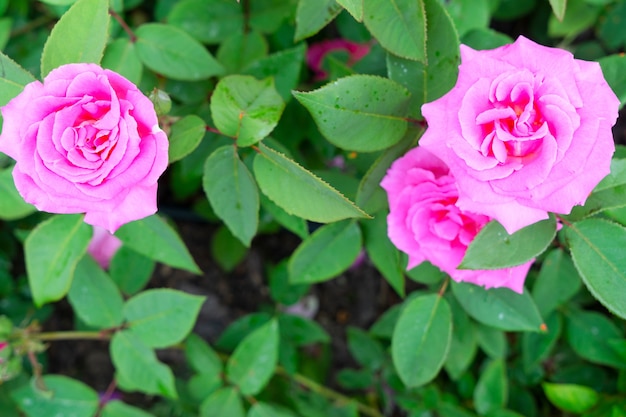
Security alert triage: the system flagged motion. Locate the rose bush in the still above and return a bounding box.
[381,147,532,293]
[0,63,169,232]
[420,36,619,234]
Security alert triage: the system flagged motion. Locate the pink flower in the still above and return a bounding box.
[0,63,169,233]
[88,226,122,270]
[381,147,532,293]
[420,36,619,234]
[307,39,370,80]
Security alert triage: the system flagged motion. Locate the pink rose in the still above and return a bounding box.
[307,39,370,80]
[420,36,619,234]
[381,147,532,293]
[0,63,169,232]
[88,226,122,270]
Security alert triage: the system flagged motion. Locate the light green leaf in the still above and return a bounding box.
[68,256,124,328]
[260,193,308,239]
[279,313,330,346]
[293,75,410,152]
[203,145,259,246]
[25,214,92,306]
[253,143,369,222]
[40,0,109,78]
[226,319,279,395]
[211,75,285,147]
[548,0,600,38]
[102,401,156,417]
[199,387,245,417]
[363,0,426,62]
[444,0,490,37]
[169,114,206,164]
[548,0,567,21]
[451,281,544,332]
[543,383,599,413]
[110,331,177,398]
[12,375,98,417]
[474,359,508,415]
[392,294,452,387]
[109,247,155,296]
[248,402,298,417]
[294,0,342,42]
[0,168,36,220]
[217,31,268,74]
[135,23,224,81]
[211,225,248,272]
[185,333,223,376]
[0,51,35,113]
[565,219,626,320]
[101,38,143,86]
[337,0,363,21]
[362,213,405,296]
[123,288,205,348]
[460,217,555,270]
[599,54,626,108]
[168,0,243,44]
[115,214,201,274]
[288,220,362,284]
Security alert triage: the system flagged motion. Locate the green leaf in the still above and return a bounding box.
[268,260,311,305]
[460,217,555,269]
[451,281,544,332]
[68,256,124,328]
[548,0,567,21]
[566,309,626,369]
[0,52,35,114]
[110,331,177,398]
[40,0,109,78]
[337,0,363,21]
[474,359,508,415]
[547,0,600,38]
[102,401,156,417]
[386,0,459,119]
[199,387,245,417]
[115,214,201,274]
[260,193,309,240]
[347,327,386,370]
[12,375,98,417]
[168,0,243,44]
[168,115,206,163]
[249,0,297,33]
[253,143,369,222]
[294,0,342,42]
[293,75,410,152]
[185,333,223,376]
[211,225,248,272]
[217,31,268,74]
[216,312,272,351]
[522,311,561,372]
[279,313,330,346]
[0,168,36,220]
[362,213,405,296]
[226,318,279,395]
[565,219,626,320]
[288,220,362,284]
[243,44,306,102]
[123,289,205,348]
[248,402,298,417]
[476,323,507,359]
[101,38,143,86]
[444,0,490,37]
[392,294,452,387]
[25,214,92,306]
[211,75,285,147]
[203,146,259,246]
[543,383,599,413]
[363,0,426,62]
[135,23,224,81]
[599,54,626,108]
[444,297,477,380]
[109,247,155,296]
[531,249,582,317]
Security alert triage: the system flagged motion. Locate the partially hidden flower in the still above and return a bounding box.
[88,226,122,270]
[381,147,532,293]
[0,63,169,233]
[307,39,370,80]
[420,36,619,234]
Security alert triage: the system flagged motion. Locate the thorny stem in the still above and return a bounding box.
[31,330,385,417]
[109,9,137,42]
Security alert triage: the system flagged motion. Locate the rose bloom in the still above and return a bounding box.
[381,147,532,293]
[0,63,169,232]
[88,226,122,270]
[420,36,619,234]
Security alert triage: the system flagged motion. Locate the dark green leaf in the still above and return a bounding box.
[474,359,508,415]
[294,0,342,41]
[566,309,626,369]
[362,213,405,296]
[168,115,206,163]
[531,249,582,317]
[168,0,243,44]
